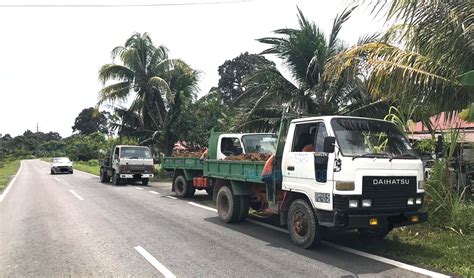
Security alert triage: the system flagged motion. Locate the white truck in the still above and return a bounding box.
[99,145,154,185]
[183,115,427,248]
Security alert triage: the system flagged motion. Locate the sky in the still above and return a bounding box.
[0,0,386,137]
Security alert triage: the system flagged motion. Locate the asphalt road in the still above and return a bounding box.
[0,160,433,277]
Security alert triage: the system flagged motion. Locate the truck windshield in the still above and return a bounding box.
[120,147,152,159]
[331,118,417,157]
[241,134,277,154]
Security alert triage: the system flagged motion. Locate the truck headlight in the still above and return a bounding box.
[407,198,414,205]
[418,181,425,189]
[349,200,358,208]
[336,181,355,191]
[416,197,422,205]
[362,199,372,207]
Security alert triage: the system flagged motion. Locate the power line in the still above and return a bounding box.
[0,0,252,8]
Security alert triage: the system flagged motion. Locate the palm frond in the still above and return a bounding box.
[98,64,134,84]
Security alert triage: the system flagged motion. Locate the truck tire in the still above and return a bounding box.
[238,195,250,221]
[112,172,121,185]
[173,176,195,198]
[100,169,107,183]
[217,186,242,223]
[287,199,321,249]
[142,178,149,186]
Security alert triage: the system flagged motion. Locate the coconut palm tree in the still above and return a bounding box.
[98,32,199,154]
[234,7,386,131]
[324,1,473,116]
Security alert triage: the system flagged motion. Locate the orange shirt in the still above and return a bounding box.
[302,144,315,152]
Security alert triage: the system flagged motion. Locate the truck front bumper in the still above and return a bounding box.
[119,174,154,179]
[333,210,428,229]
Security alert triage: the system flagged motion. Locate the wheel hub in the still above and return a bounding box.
[293,211,308,236]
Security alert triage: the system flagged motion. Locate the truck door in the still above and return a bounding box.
[112,147,120,171]
[282,121,333,210]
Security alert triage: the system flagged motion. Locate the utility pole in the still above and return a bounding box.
[36,123,39,133]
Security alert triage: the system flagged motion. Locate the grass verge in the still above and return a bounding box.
[73,161,100,176]
[332,224,473,277]
[0,160,21,193]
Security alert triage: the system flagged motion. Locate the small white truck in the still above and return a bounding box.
[99,145,154,185]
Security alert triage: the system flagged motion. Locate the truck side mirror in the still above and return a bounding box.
[323,137,336,153]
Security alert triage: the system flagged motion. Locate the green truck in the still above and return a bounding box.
[162,115,428,248]
[161,133,276,197]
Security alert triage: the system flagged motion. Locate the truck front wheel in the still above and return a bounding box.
[173,176,195,198]
[112,172,122,185]
[217,186,243,223]
[288,199,321,249]
[141,178,149,186]
[100,169,110,183]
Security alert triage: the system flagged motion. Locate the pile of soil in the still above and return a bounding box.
[172,150,204,158]
[224,153,272,161]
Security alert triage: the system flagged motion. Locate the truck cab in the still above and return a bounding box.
[277,116,426,247]
[100,145,154,185]
[214,133,277,160]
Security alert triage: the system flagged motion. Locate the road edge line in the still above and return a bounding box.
[134,246,176,278]
[187,202,450,278]
[0,160,23,203]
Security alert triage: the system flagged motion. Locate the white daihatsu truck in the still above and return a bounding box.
[205,115,427,248]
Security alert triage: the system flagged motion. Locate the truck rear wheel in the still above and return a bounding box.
[173,176,195,198]
[238,195,250,221]
[217,186,242,223]
[288,199,321,248]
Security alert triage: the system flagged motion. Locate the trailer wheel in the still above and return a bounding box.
[174,176,194,198]
[288,199,321,248]
[141,178,149,186]
[217,186,242,223]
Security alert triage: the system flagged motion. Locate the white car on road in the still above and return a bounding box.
[51,157,73,174]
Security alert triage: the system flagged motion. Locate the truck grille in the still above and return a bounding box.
[333,176,421,212]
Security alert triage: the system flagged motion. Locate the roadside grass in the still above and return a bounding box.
[73,160,100,176]
[327,224,473,277]
[0,160,21,193]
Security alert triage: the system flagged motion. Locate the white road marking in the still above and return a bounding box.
[188,202,217,212]
[149,190,160,195]
[0,161,23,203]
[134,187,144,190]
[69,190,84,200]
[134,246,176,278]
[54,177,60,182]
[186,202,449,277]
[165,196,178,200]
[322,241,449,278]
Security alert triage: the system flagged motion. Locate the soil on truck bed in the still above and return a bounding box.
[224,153,271,161]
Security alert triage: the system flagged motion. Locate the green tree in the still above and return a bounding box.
[98,32,199,155]
[235,7,385,131]
[72,107,109,135]
[325,1,473,115]
[65,133,107,161]
[217,52,276,104]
